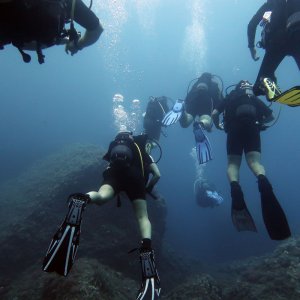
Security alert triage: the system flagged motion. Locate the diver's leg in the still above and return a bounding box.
[245,151,265,177]
[179,111,194,128]
[253,48,285,96]
[87,184,115,206]
[227,155,242,182]
[132,199,151,239]
[228,154,257,232]
[132,199,161,299]
[198,114,213,132]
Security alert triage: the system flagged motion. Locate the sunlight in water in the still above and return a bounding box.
[181,0,207,74]
[94,0,208,77]
[134,0,160,32]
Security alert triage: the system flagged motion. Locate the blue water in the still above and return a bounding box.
[1,0,300,264]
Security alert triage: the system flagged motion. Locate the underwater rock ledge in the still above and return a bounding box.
[1,144,300,299]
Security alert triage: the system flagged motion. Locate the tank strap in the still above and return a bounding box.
[134,142,145,178]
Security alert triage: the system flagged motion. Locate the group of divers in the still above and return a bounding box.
[2,0,300,299]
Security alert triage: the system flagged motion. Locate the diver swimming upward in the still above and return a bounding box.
[212,80,291,240]
[162,72,223,165]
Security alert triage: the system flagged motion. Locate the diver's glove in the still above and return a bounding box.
[161,99,184,126]
[136,248,161,300]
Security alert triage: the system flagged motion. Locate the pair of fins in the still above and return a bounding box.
[161,99,212,164]
[262,78,300,106]
[231,179,291,241]
[42,193,89,276]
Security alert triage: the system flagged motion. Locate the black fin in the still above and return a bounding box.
[258,175,291,240]
[42,193,89,276]
[136,248,161,300]
[231,182,257,232]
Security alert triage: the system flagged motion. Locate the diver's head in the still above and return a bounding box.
[159,96,168,105]
[235,80,254,96]
[196,82,208,91]
[200,72,213,81]
[236,80,253,90]
[115,130,133,142]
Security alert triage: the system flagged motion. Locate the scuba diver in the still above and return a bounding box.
[43,132,161,299]
[248,0,300,104]
[212,80,291,240]
[0,0,103,64]
[194,180,224,208]
[162,72,223,164]
[143,96,170,151]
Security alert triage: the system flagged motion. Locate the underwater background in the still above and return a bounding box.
[1,0,300,299]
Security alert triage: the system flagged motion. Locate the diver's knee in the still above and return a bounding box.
[199,115,213,131]
[87,191,102,204]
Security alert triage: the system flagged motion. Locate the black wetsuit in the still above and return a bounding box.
[143,97,169,141]
[67,0,100,31]
[0,0,100,47]
[248,0,300,95]
[216,90,272,155]
[185,78,222,117]
[102,136,153,201]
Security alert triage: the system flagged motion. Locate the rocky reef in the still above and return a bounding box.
[0,144,191,299]
[1,144,300,299]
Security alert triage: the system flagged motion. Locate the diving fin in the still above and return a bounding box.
[231,182,257,232]
[42,193,90,276]
[273,85,300,107]
[161,99,184,126]
[258,175,291,240]
[136,248,161,300]
[261,77,282,101]
[193,121,212,164]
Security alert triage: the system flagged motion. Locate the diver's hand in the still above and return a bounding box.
[65,40,82,56]
[249,47,259,61]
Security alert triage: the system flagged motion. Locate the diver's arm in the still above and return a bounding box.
[66,0,103,55]
[258,98,274,124]
[77,25,103,48]
[247,3,269,61]
[146,163,161,192]
[211,109,223,130]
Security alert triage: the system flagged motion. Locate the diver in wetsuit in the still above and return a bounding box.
[0,0,103,63]
[43,132,161,299]
[212,80,291,240]
[180,72,223,131]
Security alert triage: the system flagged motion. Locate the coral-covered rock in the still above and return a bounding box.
[163,275,223,300]
[2,258,137,300]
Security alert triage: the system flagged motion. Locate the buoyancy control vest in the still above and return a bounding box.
[223,89,260,131]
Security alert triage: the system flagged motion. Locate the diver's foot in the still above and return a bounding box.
[261,78,281,101]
